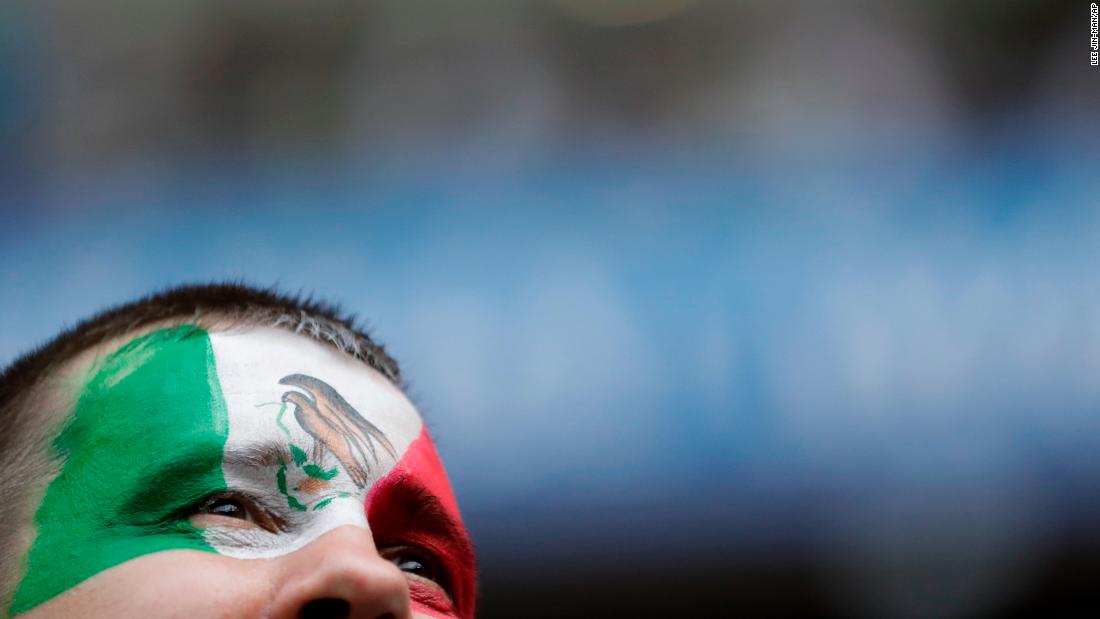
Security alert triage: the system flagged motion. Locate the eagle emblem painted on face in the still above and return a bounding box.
[278,373,397,488]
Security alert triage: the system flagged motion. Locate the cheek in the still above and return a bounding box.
[15,550,271,619]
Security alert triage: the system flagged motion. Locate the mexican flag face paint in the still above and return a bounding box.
[12,325,472,617]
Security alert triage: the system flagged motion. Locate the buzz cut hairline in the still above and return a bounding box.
[0,282,401,395]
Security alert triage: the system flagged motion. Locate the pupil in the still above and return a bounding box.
[398,557,428,577]
[210,499,243,517]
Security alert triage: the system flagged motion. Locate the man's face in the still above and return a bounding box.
[12,325,476,618]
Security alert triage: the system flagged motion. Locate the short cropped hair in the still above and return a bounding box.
[0,283,402,605]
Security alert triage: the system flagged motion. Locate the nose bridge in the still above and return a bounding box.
[269,525,411,619]
[315,495,372,532]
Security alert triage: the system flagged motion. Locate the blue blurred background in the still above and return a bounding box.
[1,1,1098,617]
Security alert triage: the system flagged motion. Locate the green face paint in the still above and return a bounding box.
[11,326,230,615]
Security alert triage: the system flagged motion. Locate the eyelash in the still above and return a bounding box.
[191,491,286,533]
[381,544,449,588]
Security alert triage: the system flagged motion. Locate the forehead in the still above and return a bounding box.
[208,326,422,459]
[61,324,427,510]
[68,324,423,446]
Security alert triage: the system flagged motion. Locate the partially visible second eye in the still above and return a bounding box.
[382,545,458,615]
[383,546,443,587]
[396,554,433,579]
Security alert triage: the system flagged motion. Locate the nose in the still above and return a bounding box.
[268,525,412,619]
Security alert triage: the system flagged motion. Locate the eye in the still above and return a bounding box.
[382,545,446,589]
[207,497,247,518]
[189,493,282,533]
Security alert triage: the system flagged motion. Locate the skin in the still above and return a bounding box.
[11,324,476,619]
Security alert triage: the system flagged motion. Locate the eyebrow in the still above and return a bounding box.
[221,441,293,468]
[120,435,234,519]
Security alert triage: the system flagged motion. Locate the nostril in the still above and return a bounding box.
[300,598,351,619]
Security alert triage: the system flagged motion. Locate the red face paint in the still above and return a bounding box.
[367,428,477,619]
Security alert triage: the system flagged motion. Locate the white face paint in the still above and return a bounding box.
[205,327,422,558]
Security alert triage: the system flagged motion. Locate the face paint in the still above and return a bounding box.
[12,326,230,615]
[368,429,478,618]
[11,326,477,617]
[202,328,420,560]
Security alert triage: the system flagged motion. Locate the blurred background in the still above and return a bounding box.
[1,0,1098,616]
